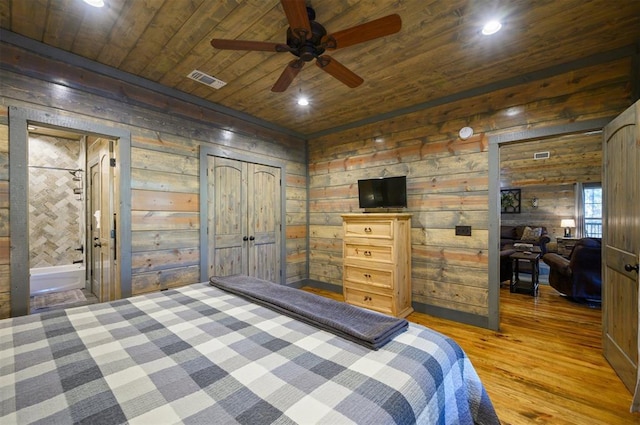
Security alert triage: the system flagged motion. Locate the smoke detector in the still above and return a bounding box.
[187,70,226,89]
[458,126,473,140]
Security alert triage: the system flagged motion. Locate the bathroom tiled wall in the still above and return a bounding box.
[29,135,84,268]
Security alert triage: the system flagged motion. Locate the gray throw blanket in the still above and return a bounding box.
[209,275,408,350]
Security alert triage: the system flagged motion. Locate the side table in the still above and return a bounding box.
[510,251,541,296]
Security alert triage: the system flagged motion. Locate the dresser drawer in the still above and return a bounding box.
[344,220,393,239]
[344,243,393,263]
[344,265,393,289]
[344,287,393,315]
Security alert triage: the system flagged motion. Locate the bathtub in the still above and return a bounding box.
[30,264,86,295]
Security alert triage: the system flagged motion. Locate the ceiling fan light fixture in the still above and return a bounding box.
[481,20,502,35]
[210,3,401,92]
[82,0,105,7]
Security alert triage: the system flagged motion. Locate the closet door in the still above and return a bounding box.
[208,156,248,277]
[248,163,281,282]
[207,156,280,282]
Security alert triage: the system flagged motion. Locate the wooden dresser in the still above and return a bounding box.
[341,213,413,318]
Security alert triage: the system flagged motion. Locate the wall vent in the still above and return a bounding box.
[187,70,226,89]
[533,151,550,160]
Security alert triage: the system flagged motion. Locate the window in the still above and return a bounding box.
[583,184,602,238]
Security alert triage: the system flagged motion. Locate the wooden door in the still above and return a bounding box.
[207,156,281,282]
[247,163,281,281]
[602,101,640,401]
[88,138,115,302]
[207,156,280,282]
[208,156,248,277]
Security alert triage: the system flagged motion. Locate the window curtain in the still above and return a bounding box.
[574,182,584,238]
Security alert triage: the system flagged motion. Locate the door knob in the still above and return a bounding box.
[624,263,639,273]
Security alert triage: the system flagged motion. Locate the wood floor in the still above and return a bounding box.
[303,285,640,425]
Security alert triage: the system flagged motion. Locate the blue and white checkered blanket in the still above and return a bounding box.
[0,283,499,424]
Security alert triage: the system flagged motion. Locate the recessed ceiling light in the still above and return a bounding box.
[482,20,502,35]
[297,97,309,106]
[82,0,105,7]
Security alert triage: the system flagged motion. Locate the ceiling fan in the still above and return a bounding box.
[211,0,402,92]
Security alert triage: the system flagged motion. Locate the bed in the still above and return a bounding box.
[0,280,499,424]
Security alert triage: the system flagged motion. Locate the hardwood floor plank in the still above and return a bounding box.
[302,284,640,424]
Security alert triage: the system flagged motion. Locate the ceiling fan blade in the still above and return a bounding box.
[281,0,312,39]
[323,14,402,50]
[211,39,290,52]
[271,60,305,92]
[316,55,363,88]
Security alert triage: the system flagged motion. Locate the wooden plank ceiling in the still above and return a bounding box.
[1,0,639,137]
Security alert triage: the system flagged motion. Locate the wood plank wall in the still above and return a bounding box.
[0,122,8,317]
[307,58,633,321]
[500,133,602,241]
[0,45,307,318]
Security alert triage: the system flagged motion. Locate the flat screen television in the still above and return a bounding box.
[358,176,407,209]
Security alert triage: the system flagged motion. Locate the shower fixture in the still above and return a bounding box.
[68,169,83,181]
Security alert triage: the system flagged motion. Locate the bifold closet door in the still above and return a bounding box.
[207,156,280,282]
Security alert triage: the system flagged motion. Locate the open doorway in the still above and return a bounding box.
[487,118,611,330]
[8,106,132,317]
[26,127,118,312]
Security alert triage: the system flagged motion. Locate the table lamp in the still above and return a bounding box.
[560,219,576,237]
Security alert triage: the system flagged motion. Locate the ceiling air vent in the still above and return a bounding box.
[187,70,226,89]
[533,151,550,160]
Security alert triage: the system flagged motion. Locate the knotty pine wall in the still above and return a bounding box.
[0,46,307,318]
[307,57,633,321]
[500,133,602,241]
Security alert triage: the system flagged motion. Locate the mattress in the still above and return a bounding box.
[0,282,498,424]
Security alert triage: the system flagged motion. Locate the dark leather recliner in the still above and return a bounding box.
[542,238,602,303]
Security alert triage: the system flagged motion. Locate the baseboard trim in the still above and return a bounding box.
[295,279,491,329]
[293,279,342,293]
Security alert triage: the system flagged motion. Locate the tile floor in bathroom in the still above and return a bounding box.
[30,288,99,314]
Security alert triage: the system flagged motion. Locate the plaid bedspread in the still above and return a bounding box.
[1,283,499,424]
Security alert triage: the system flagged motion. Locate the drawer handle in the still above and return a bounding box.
[363,296,372,302]
[364,227,372,233]
[363,273,371,278]
[364,250,372,256]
